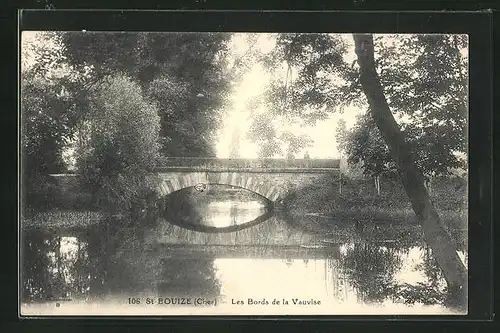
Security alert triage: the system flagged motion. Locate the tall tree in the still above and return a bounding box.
[246,113,282,159]
[228,128,242,158]
[335,118,348,155]
[342,113,397,195]
[21,32,92,210]
[258,33,467,292]
[60,32,233,157]
[342,34,468,184]
[352,33,466,293]
[343,112,397,179]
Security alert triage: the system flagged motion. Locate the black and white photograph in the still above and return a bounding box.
[20,31,469,316]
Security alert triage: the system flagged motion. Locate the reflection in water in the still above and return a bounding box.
[21,186,467,314]
[21,227,465,313]
[340,242,404,303]
[21,230,92,302]
[206,201,267,228]
[163,185,271,231]
[157,258,220,298]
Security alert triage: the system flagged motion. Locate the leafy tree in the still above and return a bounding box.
[375,34,467,159]
[335,118,348,154]
[257,33,467,291]
[228,128,242,158]
[280,132,314,159]
[340,35,467,183]
[261,34,359,122]
[76,74,161,214]
[238,33,352,159]
[246,113,282,159]
[21,71,72,176]
[341,113,397,195]
[246,111,314,159]
[61,32,233,157]
[343,112,397,179]
[353,33,467,293]
[21,32,92,210]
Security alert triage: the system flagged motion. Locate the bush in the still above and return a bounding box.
[76,74,161,215]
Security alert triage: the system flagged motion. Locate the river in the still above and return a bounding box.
[20,184,467,315]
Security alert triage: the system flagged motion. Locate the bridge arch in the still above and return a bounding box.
[155,171,285,202]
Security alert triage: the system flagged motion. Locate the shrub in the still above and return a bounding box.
[76,74,161,215]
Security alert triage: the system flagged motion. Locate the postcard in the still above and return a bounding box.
[20,31,468,316]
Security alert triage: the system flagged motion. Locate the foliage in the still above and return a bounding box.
[258,33,467,177]
[21,71,71,176]
[246,112,314,159]
[21,32,98,210]
[246,113,282,158]
[375,34,467,147]
[61,32,233,157]
[147,72,226,157]
[342,112,397,178]
[341,110,467,179]
[21,32,82,177]
[21,71,75,210]
[262,33,358,122]
[240,33,354,158]
[280,132,314,158]
[335,118,348,153]
[339,35,468,178]
[76,74,161,213]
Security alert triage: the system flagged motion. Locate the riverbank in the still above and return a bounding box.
[21,210,105,230]
[282,173,468,248]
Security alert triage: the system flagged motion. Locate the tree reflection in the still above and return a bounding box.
[22,219,222,302]
[390,244,467,311]
[157,258,221,298]
[22,230,55,301]
[21,229,93,302]
[101,224,163,294]
[339,241,467,311]
[164,187,203,226]
[340,241,403,304]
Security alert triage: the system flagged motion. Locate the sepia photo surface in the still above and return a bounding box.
[20,31,468,316]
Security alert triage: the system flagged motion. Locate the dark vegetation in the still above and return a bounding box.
[283,173,467,249]
[22,32,233,220]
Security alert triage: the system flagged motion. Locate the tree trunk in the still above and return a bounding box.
[339,154,343,194]
[375,175,381,196]
[352,34,467,293]
[428,177,433,196]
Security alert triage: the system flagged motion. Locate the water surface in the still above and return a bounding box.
[21,186,467,315]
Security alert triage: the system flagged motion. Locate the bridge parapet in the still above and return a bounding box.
[156,157,340,172]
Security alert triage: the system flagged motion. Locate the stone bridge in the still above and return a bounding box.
[47,158,340,205]
[150,157,340,203]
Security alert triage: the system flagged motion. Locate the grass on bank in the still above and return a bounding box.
[282,173,468,248]
[21,210,104,230]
